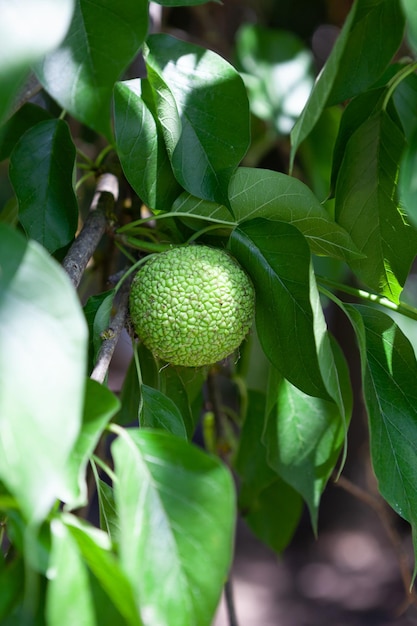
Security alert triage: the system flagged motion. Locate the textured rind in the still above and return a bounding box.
[129,245,255,367]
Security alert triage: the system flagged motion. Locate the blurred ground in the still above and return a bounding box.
[214,491,417,626]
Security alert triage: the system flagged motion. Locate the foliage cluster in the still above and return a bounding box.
[2,0,417,624]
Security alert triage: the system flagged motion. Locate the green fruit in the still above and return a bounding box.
[129,244,255,367]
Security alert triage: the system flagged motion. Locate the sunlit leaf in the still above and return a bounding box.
[35,0,149,138]
[112,429,235,626]
[236,24,314,134]
[0,0,74,123]
[345,304,417,575]
[145,34,250,205]
[62,380,120,510]
[0,225,87,522]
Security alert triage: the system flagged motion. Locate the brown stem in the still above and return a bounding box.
[90,277,132,384]
[62,173,119,288]
[335,475,417,609]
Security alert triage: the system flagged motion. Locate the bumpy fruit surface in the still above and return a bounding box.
[129,245,255,367]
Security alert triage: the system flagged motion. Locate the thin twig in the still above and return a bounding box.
[62,173,119,288]
[224,578,239,626]
[90,277,132,384]
[335,475,417,609]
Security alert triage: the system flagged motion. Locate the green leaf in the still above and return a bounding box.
[335,109,417,303]
[290,0,405,163]
[229,218,329,398]
[242,479,303,554]
[0,556,24,621]
[145,33,250,205]
[173,168,363,263]
[235,390,303,553]
[158,366,202,438]
[114,79,181,211]
[0,0,74,123]
[62,379,120,510]
[96,479,118,541]
[9,119,78,253]
[0,225,87,522]
[141,384,187,439]
[345,305,417,573]
[263,363,350,533]
[330,88,385,193]
[112,429,235,626]
[401,0,417,52]
[83,290,115,375]
[229,168,363,263]
[235,24,314,134]
[0,103,52,162]
[46,518,96,626]
[63,514,142,626]
[399,129,417,229]
[35,0,149,139]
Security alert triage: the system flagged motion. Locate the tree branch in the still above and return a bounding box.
[90,277,132,384]
[63,173,119,288]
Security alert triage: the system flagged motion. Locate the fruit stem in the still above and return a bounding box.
[316,275,417,321]
[116,211,237,234]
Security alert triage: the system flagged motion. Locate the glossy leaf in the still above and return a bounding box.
[235,390,303,553]
[0,103,51,161]
[35,0,149,139]
[229,168,363,263]
[46,518,96,626]
[144,33,250,205]
[158,366,202,438]
[173,168,363,263]
[0,225,87,522]
[335,110,417,303]
[399,130,417,229]
[263,358,350,533]
[62,379,120,509]
[345,305,417,572]
[235,24,314,134]
[141,384,187,439]
[0,0,74,123]
[96,479,118,541]
[64,514,142,626]
[291,0,405,163]
[9,119,78,253]
[230,218,329,399]
[401,0,417,52]
[112,429,235,626]
[114,79,181,211]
